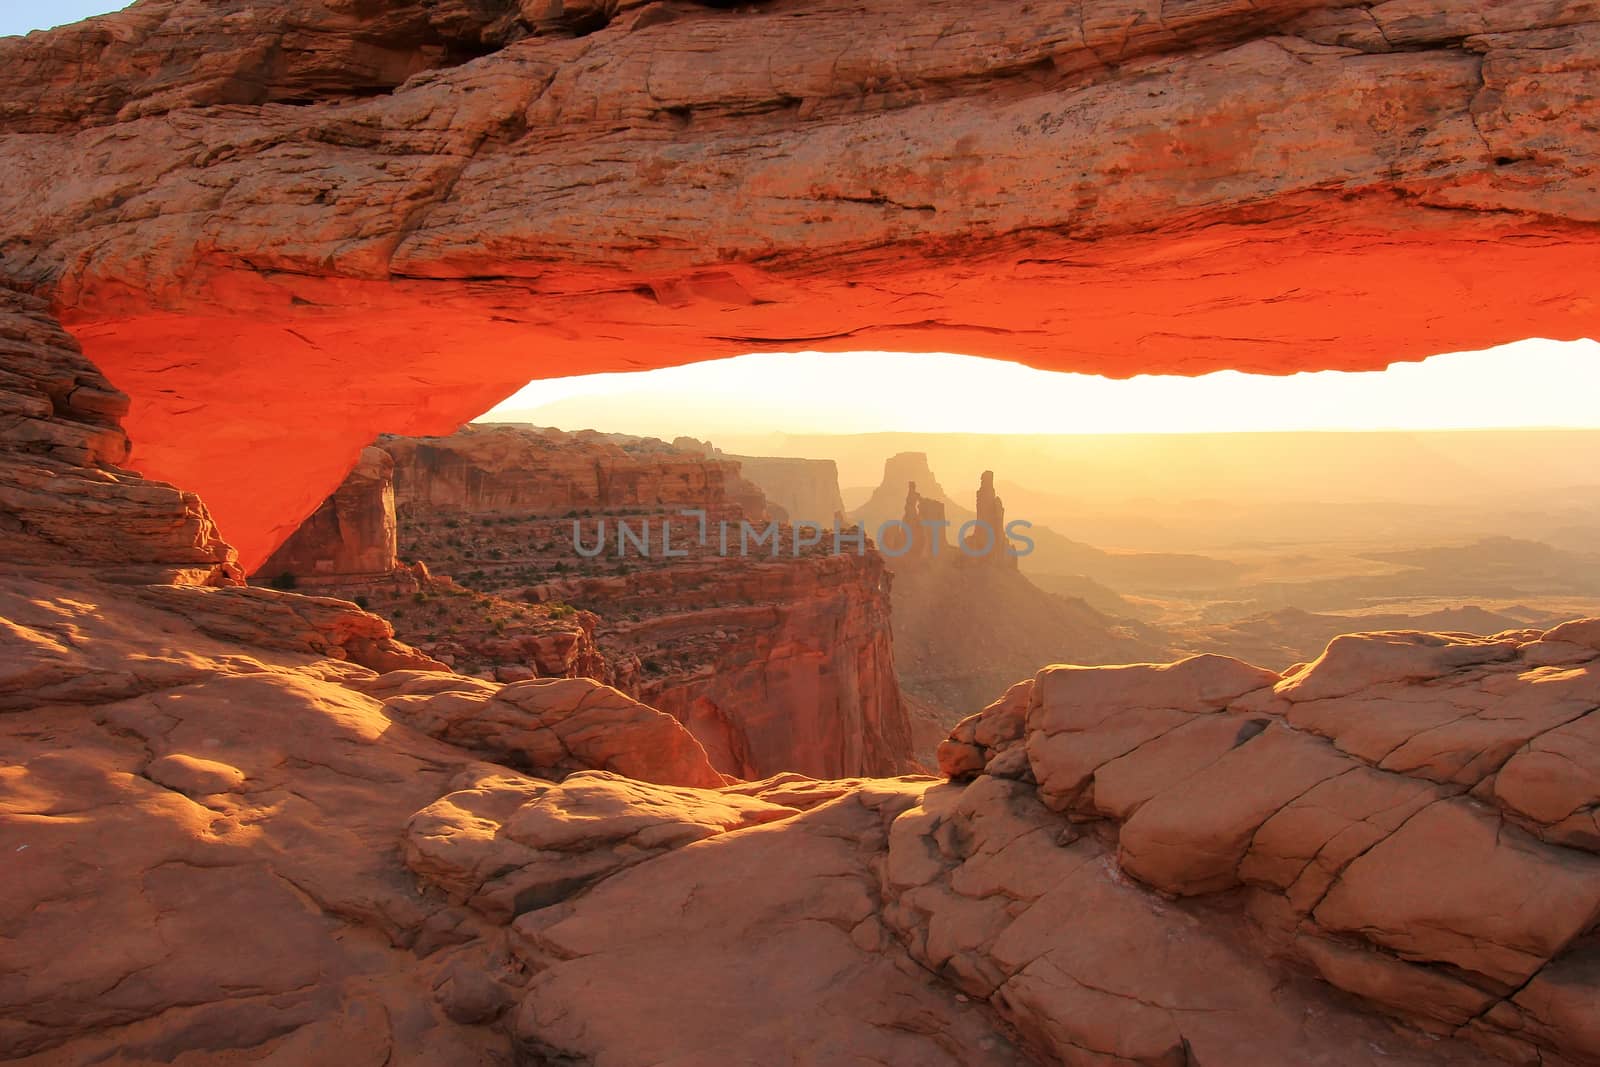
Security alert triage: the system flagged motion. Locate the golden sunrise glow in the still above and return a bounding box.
[481,338,1600,439]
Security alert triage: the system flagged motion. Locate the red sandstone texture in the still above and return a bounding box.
[256,444,399,581]
[12,560,1600,1061]
[931,625,1600,1062]
[3,1,1599,563]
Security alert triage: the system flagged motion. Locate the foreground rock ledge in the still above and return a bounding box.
[3,1,1599,563]
[7,560,1600,1064]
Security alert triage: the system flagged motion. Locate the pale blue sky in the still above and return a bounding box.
[1,2,129,37]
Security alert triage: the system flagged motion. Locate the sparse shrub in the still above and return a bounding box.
[269,572,298,591]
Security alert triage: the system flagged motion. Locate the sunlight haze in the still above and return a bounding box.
[482,338,1600,438]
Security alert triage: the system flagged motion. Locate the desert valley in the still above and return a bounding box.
[6,1,1600,1065]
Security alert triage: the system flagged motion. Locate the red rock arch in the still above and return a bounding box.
[4,0,1598,567]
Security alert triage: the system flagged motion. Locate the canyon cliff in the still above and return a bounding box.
[384,425,769,518]
[260,425,916,780]
[852,453,963,538]
[3,0,1599,564]
[675,438,846,525]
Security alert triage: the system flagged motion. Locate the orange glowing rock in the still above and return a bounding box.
[2,1,1597,565]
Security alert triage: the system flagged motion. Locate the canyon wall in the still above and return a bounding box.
[1,1,1597,564]
[267,425,917,779]
[0,283,238,587]
[676,439,846,526]
[255,445,399,584]
[544,552,910,780]
[385,425,766,517]
[727,455,844,524]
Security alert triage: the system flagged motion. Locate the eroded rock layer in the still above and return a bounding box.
[255,425,917,779]
[18,568,1594,1062]
[2,1,1598,562]
[256,444,399,583]
[935,625,1600,1063]
[0,284,237,586]
[391,426,913,779]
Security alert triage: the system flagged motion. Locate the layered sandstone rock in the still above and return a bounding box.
[0,571,714,1065]
[250,423,912,779]
[7,5,1600,1063]
[9,556,1575,1065]
[403,768,798,923]
[355,424,917,780]
[5,1,1598,563]
[732,455,843,525]
[0,284,238,586]
[4,321,1595,1062]
[594,551,913,780]
[361,670,727,788]
[242,431,624,684]
[384,424,768,519]
[934,622,1600,1063]
[852,453,966,540]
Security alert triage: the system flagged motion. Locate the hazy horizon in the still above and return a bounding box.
[480,339,1600,440]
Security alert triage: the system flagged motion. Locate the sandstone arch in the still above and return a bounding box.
[2,0,1598,566]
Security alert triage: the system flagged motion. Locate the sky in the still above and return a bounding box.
[0,2,127,36]
[480,339,1600,439]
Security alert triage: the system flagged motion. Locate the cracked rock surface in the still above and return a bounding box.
[934,620,1600,1063]
[10,560,1600,1062]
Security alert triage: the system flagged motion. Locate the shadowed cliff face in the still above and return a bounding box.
[2,0,1598,565]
